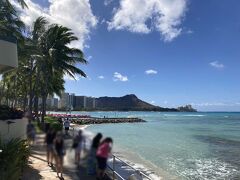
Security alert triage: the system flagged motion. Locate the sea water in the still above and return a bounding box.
[60,111,240,179]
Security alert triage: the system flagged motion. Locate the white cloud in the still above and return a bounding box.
[98,75,105,79]
[12,0,97,49]
[64,74,80,81]
[163,100,168,104]
[186,29,193,34]
[145,69,158,75]
[84,44,90,49]
[113,72,128,82]
[104,0,114,6]
[209,61,224,69]
[108,0,187,41]
[87,55,93,61]
[150,100,155,104]
[191,102,228,107]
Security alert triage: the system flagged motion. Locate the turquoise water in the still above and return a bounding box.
[55,111,240,179]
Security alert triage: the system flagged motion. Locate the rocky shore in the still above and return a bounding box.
[71,117,146,124]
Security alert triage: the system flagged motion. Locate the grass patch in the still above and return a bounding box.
[45,116,63,131]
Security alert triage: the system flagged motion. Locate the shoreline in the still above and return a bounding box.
[110,146,163,180]
[72,124,163,180]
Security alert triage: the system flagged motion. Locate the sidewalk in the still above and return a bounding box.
[22,132,96,180]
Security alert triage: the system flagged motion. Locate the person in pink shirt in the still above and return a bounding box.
[96,137,113,179]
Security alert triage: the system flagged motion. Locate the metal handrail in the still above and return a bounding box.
[107,154,153,180]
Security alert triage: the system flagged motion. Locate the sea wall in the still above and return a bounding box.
[71,117,146,125]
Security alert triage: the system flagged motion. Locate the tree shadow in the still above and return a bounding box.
[22,164,42,180]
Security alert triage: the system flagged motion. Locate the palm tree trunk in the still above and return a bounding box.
[23,92,28,112]
[34,96,39,121]
[41,94,47,122]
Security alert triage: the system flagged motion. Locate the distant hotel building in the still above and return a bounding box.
[46,95,58,109]
[58,91,96,110]
[58,92,69,109]
[74,96,86,109]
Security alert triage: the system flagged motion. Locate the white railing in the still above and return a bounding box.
[107,154,153,180]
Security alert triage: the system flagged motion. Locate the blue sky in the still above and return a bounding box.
[17,0,240,111]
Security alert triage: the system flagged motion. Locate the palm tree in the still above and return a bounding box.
[24,17,48,119]
[0,0,26,40]
[38,23,87,121]
[5,0,28,8]
[1,14,88,122]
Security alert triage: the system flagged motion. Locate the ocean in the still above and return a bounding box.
[55,111,240,179]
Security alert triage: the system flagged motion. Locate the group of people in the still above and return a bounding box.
[45,127,65,179]
[45,123,113,180]
[73,130,113,179]
[89,133,113,179]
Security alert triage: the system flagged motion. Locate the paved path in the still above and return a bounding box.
[22,132,97,180]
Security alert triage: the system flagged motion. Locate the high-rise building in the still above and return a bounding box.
[58,92,96,110]
[46,95,59,109]
[69,93,75,110]
[53,98,58,108]
[74,96,86,109]
[58,92,69,109]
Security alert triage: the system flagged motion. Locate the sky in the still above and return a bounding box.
[13,0,240,111]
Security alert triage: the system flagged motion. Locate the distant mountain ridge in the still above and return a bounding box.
[95,94,197,112]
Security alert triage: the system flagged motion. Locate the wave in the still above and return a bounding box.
[163,114,179,117]
[163,114,206,117]
[169,158,239,180]
[183,115,206,117]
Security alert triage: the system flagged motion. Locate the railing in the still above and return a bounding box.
[70,126,153,179]
[107,154,153,180]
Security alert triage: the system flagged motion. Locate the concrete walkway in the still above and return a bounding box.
[22,133,97,180]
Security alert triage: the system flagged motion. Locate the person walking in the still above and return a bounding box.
[63,118,70,136]
[87,133,103,175]
[96,137,113,179]
[45,127,56,167]
[73,130,85,167]
[54,132,65,179]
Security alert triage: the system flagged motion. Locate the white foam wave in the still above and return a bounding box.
[163,114,205,117]
[183,115,205,117]
[163,114,178,117]
[169,158,238,180]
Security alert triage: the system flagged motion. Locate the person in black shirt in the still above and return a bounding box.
[87,133,103,175]
[45,127,56,166]
[54,132,65,179]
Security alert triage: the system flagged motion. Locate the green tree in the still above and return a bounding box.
[0,10,88,122]
[38,23,87,121]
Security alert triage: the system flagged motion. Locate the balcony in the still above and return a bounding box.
[0,36,18,73]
